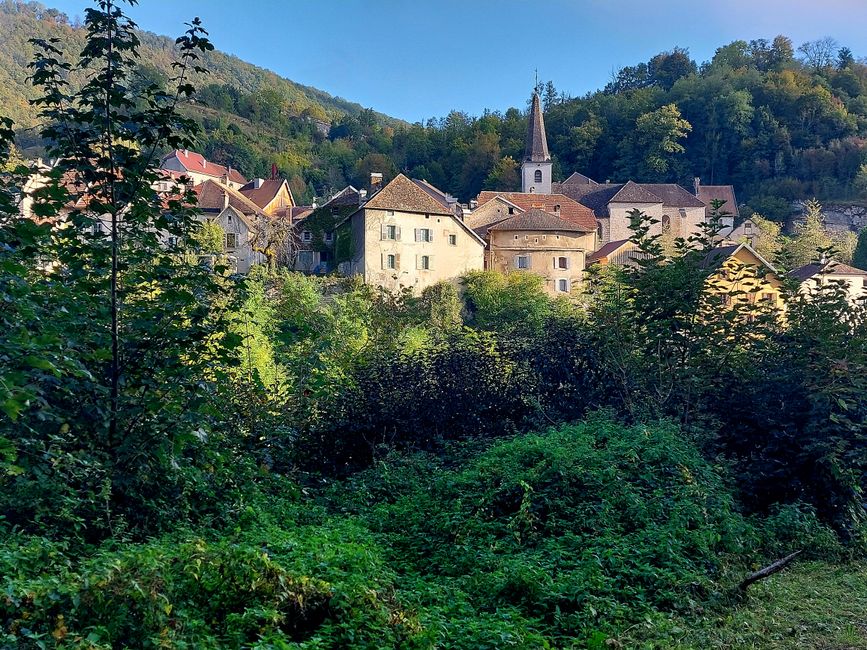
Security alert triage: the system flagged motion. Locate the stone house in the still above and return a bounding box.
[336,174,485,293]
[553,175,707,245]
[485,208,597,295]
[192,180,267,273]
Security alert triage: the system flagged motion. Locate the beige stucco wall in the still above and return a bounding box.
[800,274,866,306]
[487,229,596,296]
[606,202,706,244]
[345,208,484,294]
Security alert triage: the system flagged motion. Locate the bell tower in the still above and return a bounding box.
[521,92,552,194]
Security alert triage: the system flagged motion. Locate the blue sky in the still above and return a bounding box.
[43,0,867,122]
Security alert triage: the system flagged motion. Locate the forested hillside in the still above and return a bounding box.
[5,1,867,213]
[3,3,867,646]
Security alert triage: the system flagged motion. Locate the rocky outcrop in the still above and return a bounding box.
[791,201,867,233]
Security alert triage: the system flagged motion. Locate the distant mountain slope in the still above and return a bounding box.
[0,0,397,129]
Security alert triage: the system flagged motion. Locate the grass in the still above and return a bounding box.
[625,562,867,649]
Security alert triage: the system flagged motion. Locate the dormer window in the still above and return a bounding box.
[508,207,515,215]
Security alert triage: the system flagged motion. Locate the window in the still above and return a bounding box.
[556,256,569,270]
[554,205,560,213]
[415,228,433,242]
[298,250,314,267]
[324,232,334,243]
[301,230,312,243]
[225,232,238,249]
[534,169,543,183]
[516,255,530,269]
[558,279,569,292]
[383,224,398,240]
[386,254,396,269]
[761,292,774,302]
[448,234,457,246]
[508,207,515,215]
[661,214,671,232]
[420,255,431,270]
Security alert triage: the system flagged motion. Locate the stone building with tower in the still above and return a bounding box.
[521,93,553,194]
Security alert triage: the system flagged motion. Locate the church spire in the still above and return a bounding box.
[524,92,550,163]
[521,92,552,193]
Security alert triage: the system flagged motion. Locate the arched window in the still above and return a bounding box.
[662,214,671,232]
[534,169,543,183]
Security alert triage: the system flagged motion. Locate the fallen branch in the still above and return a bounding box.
[738,550,803,592]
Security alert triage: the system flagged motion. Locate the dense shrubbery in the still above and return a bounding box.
[2,3,866,647]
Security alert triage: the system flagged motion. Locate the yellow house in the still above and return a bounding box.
[702,243,786,313]
[336,174,485,294]
[485,208,597,296]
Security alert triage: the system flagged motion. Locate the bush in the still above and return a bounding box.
[334,416,756,642]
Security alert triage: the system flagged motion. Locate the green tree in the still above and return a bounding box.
[483,155,519,191]
[784,199,833,267]
[749,213,785,263]
[1,0,239,538]
[853,227,867,270]
[621,103,692,179]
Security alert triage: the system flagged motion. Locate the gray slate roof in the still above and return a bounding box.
[524,93,551,163]
[488,208,587,233]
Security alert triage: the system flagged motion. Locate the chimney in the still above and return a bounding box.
[369,172,383,193]
[693,177,701,195]
[358,189,368,205]
[223,188,229,210]
[469,199,478,210]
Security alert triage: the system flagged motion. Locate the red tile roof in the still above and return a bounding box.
[476,191,597,232]
[161,149,247,185]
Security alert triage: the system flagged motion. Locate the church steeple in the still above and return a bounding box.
[522,92,552,194]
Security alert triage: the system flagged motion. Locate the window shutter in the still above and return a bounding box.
[428,229,434,242]
[414,228,421,242]
[427,255,433,270]
[395,253,401,270]
[381,253,386,270]
[415,255,421,270]
[381,224,388,240]
[395,226,401,241]
[552,256,556,269]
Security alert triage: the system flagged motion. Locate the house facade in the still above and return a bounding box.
[192,180,267,273]
[789,260,867,306]
[337,174,485,293]
[553,176,707,245]
[703,243,786,313]
[239,178,295,216]
[486,208,596,295]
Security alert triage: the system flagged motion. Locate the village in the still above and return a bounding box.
[25,90,867,311]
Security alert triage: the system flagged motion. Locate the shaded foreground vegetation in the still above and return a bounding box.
[2,3,866,647]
